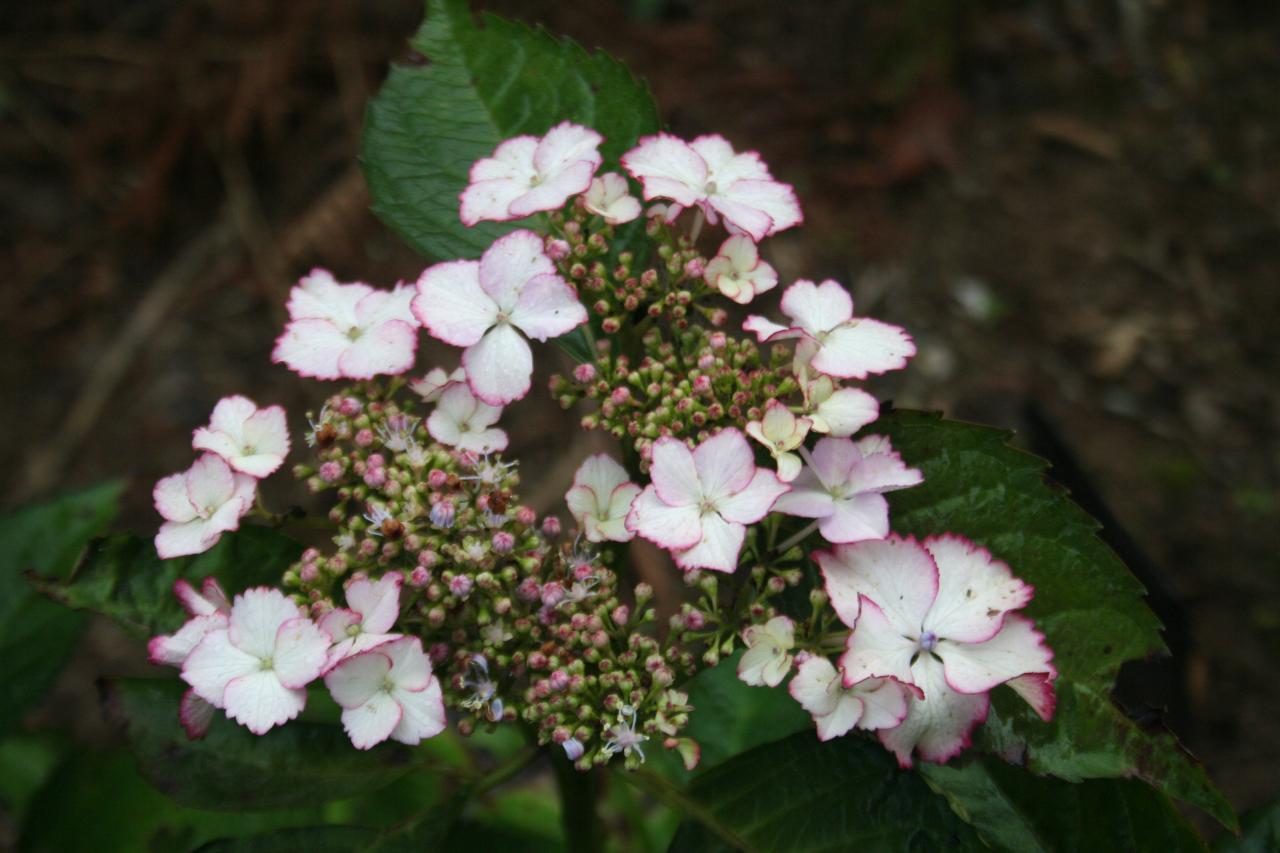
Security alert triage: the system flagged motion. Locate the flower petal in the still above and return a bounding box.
[509,273,587,341]
[341,691,403,749]
[391,677,447,744]
[649,437,701,506]
[154,471,197,523]
[271,617,329,689]
[839,596,918,687]
[181,628,258,707]
[346,574,403,635]
[924,535,1034,643]
[781,279,852,335]
[672,514,745,573]
[692,428,755,499]
[818,493,889,544]
[878,654,989,768]
[938,613,1056,704]
[337,320,418,379]
[813,318,916,380]
[325,649,392,709]
[620,133,707,207]
[412,260,495,347]
[817,536,939,631]
[224,670,307,735]
[626,486,702,550]
[229,587,302,660]
[716,468,788,525]
[462,323,533,406]
[478,229,555,312]
[813,387,880,437]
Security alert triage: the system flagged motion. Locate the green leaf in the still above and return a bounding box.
[38,526,302,639]
[663,731,981,852]
[195,827,383,853]
[0,481,123,732]
[877,411,1235,828]
[921,758,1207,852]
[362,0,660,261]
[1215,799,1280,852]
[107,679,416,811]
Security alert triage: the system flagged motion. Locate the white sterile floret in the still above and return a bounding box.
[703,235,778,304]
[426,381,508,453]
[192,395,290,478]
[319,573,404,667]
[582,172,641,225]
[153,454,256,559]
[788,656,911,741]
[564,453,641,543]
[744,400,811,482]
[737,615,796,687]
[460,122,603,225]
[324,635,446,749]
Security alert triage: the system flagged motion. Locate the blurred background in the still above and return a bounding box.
[2,0,1277,839]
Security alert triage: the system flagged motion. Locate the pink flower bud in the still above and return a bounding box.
[610,387,631,405]
[427,469,448,489]
[299,563,319,583]
[709,332,728,350]
[363,467,387,488]
[572,363,597,383]
[449,575,474,598]
[684,609,706,630]
[683,258,705,278]
[541,515,562,537]
[541,581,565,608]
[692,375,712,394]
[709,308,728,327]
[417,548,438,568]
[550,670,570,691]
[492,531,515,553]
[410,566,431,588]
[429,642,449,664]
[367,453,386,468]
[338,397,362,417]
[529,651,549,670]
[591,630,609,648]
[319,461,343,483]
[517,577,541,602]
[515,505,537,526]
[355,428,375,447]
[546,238,571,260]
[611,605,630,626]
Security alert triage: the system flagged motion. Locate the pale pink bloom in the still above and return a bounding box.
[817,535,1056,766]
[413,230,588,405]
[148,577,231,739]
[564,454,641,543]
[621,133,802,241]
[744,279,915,380]
[774,436,922,544]
[460,121,603,225]
[324,635,446,749]
[737,615,795,687]
[744,400,811,482]
[153,454,256,559]
[182,588,329,735]
[788,656,911,741]
[582,172,641,225]
[272,269,418,380]
[802,375,880,437]
[626,429,789,573]
[320,573,403,667]
[426,382,508,454]
[409,366,465,402]
[191,395,290,478]
[703,236,778,304]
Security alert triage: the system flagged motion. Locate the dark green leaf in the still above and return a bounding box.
[0,481,122,732]
[664,731,981,852]
[921,758,1206,852]
[38,526,302,639]
[195,827,383,853]
[878,411,1235,828]
[107,679,415,811]
[362,0,660,261]
[1215,799,1280,852]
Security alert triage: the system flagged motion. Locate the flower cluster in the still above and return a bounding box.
[147,119,1056,772]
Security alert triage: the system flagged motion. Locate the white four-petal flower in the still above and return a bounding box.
[737,615,795,687]
[703,235,778,304]
[582,172,641,225]
[413,230,588,405]
[817,535,1057,766]
[621,133,802,241]
[426,381,508,453]
[774,435,923,544]
[565,453,641,543]
[626,429,789,573]
[272,269,418,380]
[744,400,811,482]
[324,635,446,749]
[319,573,404,667]
[460,121,603,225]
[153,454,256,559]
[192,395,290,478]
[744,279,915,380]
[788,656,911,741]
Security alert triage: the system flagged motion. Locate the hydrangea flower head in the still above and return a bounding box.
[626,429,789,573]
[744,400,811,482]
[788,656,911,741]
[153,454,256,559]
[460,121,603,225]
[817,535,1056,766]
[181,587,329,734]
[621,133,802,241]
[413,230,588,404]
[319,573,403,666]
[427,381,508,453]
[324,635,446,749]
[191,395,290,478]
[565,454,641,543]
[774,436,922,544]
[582,172,641,225]
[737,615,795,687]
[704,236,778,304]
[744,279,915,380]
[272,269,418,380]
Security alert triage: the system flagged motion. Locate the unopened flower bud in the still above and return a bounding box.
[492,531,515,553]
[355,428,375,447]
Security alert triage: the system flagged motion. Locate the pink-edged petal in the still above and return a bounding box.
[717,468,788,525]
[185,454,236,513]
[776,452,803,483]
[692,428,756,499]
[156,519,218,559]
[1006,671,1057,722]
[626,486,702,550]
[620,134,708,207]
[180,689,216,740]
[391,676,446,744]
[181,628,258,707]
[532,121,603,177]
[813,318,916,380]
[691,135,772,182]
[853,678,913,731]
[224,670,307,735]
[879,654,989,768]
[705,196,773,244]
[839,596,918,686]
[509,273,587,341]
[201,578,230,612]
[818,536,939,631]
[742,315,795,343]
[319,608,360,643]
[382,635,432,691]
[924,535,1034,643]
[325,650,391,709]
[154,472,198,523]
[649,437,701,506]
[148,612,227,666]
[346,574,403,635]
[341,691,403,750]
[773,483,837,519]
[789,656,841,718]
[716,178,802,238]
[175,578,215,617]
[672,514,745,573]
[818,493,890,544]
[272,319,352,380]
[337,319,417,379]
[781,279,853,335]
[478,229,555,312]
[272,617,329,689]
[813,387,880,437]
[938,613,1056,698]
[207,395,257,434]
[462,323,533,406]
[326,633,398,671]
[286,270,369,323]
[190,428,240,467]
[605,481,643,524]
[469,136,538,183]
[847,451,923,495]
[201,491,251,541]
[412,260,495,347]
[807,436,863,489]
[228,588,301,660]
[508,161,597,218]
[460,179,531,226]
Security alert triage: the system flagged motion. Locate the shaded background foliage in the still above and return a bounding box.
[2,0,1278,846]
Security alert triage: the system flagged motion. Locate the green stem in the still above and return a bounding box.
[551,749,605,853]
